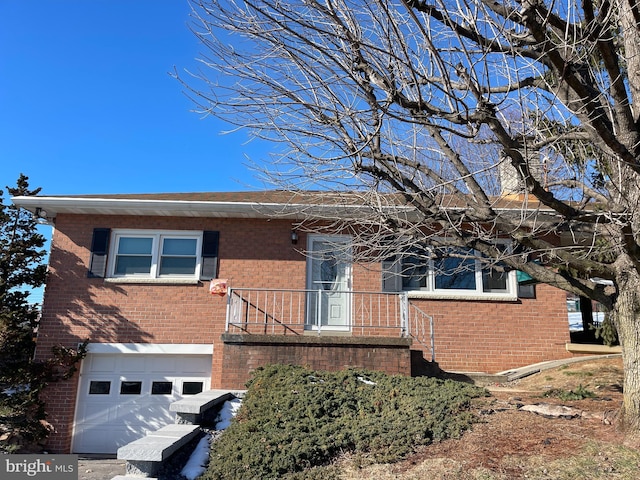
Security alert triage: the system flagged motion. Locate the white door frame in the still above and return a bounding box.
[305,234,352,331]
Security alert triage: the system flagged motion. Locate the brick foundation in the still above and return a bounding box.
[219,334,412,389]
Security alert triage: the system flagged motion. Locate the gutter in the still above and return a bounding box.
[11,195,412,222]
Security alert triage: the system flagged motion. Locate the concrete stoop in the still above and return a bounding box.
[112,389,242,479]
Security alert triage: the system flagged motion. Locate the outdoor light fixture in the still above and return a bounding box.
[291,230,298,245]
[34,208,50,225]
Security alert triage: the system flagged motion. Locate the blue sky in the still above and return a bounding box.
[0,1,275,304]
[1,0,270,198]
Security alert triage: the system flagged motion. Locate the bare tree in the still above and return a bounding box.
[179,0,640,436]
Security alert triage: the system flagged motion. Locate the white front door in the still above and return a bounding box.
[306,235,352,330]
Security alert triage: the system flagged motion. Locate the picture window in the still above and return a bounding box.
[395,243,515,297]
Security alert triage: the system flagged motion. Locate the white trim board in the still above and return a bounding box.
[84,343,213,355]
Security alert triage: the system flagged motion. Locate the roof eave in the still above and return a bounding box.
[10,195,406,222]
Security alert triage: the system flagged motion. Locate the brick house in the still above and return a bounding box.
[12,191,572,454]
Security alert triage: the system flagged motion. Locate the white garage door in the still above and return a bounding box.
[72,351,212,454]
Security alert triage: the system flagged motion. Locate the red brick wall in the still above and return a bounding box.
[219,335,412,389]
[412,283,572,373]
[36,214,307,452]
[36,213,572,452]
[352,263,572,373]
[36,375,80,453]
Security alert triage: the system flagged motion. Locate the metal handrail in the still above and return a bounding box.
[225,287,435,360]
[406,302,435,361]
[226,287,410,338]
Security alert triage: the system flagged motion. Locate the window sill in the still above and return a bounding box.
[104,277,201,285]
[407,291,518,302]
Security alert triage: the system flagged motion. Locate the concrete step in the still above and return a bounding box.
[117,424,200,462]
[170,389,243,424]
[116,424,201,478]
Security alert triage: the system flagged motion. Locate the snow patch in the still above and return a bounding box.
[180,434,211,480]
[180,397,243,479]
[215,398,243,430]
[357,376,377,386]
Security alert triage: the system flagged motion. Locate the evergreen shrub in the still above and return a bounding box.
[203,364,486,480]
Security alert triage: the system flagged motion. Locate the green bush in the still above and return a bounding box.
[202,365,486,480]
[543,384,596,401]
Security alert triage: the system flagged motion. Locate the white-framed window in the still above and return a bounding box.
[109,230,202,279]
[387,243,517,299]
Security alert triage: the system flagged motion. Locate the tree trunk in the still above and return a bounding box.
[611,265,640,437]
[579,296,595,342]
[620,0,640,122]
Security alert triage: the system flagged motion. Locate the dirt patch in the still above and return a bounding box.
[339,356,637,480]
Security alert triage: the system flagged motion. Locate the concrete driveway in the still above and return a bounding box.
[78,456,126,480]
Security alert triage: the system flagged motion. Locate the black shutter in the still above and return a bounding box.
[88,228,111,278]
[201,231,220,280]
